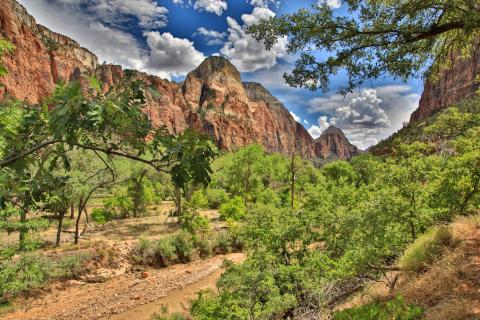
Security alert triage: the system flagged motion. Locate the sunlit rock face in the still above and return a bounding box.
[411,46,480,122]
[0,0,359,160]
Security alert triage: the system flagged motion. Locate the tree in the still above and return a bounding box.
[0,40,216,248]
[248,0,480,93]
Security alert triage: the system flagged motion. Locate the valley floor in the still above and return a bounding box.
[0,201,242,320]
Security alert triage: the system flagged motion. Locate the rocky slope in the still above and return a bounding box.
[0,0,358,160]
[314,126,359,160]
[410,45,480,122]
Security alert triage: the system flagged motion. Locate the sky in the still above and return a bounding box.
[18,0,423,150]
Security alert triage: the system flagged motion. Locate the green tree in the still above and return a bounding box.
[248,0,480,93]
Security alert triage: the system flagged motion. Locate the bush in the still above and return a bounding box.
[172,231,195,263]
[219,197,246,221]
[333,295,423,320]
[399,226,452,273]
[0,252,91,302]
[0,254,50,301]
[205,188,228,209]
[91,208,115,226]
[188,191,209,209]
[134,238,177,267]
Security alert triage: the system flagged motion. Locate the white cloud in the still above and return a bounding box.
[86,0,169,29]
[317,0,342,9]
[19,0,210,80]
[249,0,280,7]
[308,116,330,139]
[303,119,309,125]
[142,32,206,79]
[220,7,288,72]
[194,27,226,46]
[307,85,420,149]
[193,0,227,15]
[290,111,301,122]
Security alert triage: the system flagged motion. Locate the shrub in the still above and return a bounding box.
[399,226,452,273]
[134,238,177,267]
[213,232,233,254]
[172,231,195,263]
[0,254,50,301]
[188,191,209,209]
[151,306,188,320]
[195,236,214,258]
[91,208,115,226]
[205,188,228,209]
[0,252,91,302]
[333,295,423,320]
[219,196,246,221]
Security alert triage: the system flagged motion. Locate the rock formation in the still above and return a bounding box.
[314,126,359,160]
[0,0,359,160]
[410,45,480,122]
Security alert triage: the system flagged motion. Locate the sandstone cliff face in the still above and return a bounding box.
[314,126,359,160]
[0,0,359,160]
[410,46,480,122]
[0,0,97,103]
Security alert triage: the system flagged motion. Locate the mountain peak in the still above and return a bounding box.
[192,56,241,82]
[314,126,359,160]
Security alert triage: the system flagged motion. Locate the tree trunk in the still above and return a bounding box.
[70,203,75,219]
[75,196,85,245]
[19,210,27,251]
[56,210,66,247]
[175,187,182,217]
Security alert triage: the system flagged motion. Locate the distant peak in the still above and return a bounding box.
[192,56,240,82]
[323,126,344,135]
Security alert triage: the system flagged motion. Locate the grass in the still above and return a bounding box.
[333,295,423,320]
[399,226,452,273]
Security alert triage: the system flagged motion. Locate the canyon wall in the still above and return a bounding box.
[0,0,358,160]
[410,46,480,122]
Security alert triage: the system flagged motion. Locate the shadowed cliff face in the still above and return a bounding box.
[411,45,480,123]
[0,0,359,160]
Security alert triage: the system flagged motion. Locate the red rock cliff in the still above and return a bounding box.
[0,0,359,160]
[314,126,359,160]
[410,46,480,122]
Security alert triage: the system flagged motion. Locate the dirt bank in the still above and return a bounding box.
[3,253,244,320]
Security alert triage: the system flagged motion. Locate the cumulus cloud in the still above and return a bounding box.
[220,7,288,72]
[317,0,342,9]
[142,32,206,79]
[194,27,226,46]
[194,0,227,15]
[308,116,330,139]
[249,0,280,7]
[174,0,227,16]
[307,86,420,149]
[19,0,209,80]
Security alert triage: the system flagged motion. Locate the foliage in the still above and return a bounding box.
[134,238,178,267]
[91,208,115,226]
[0,38,14,77]
[0,252,91,302]
[171,231,195,263]
[399,226,452,273]
[204,188,228,209]
[219,197,246,221]
[333,295,423,320]
[248,1,480,93]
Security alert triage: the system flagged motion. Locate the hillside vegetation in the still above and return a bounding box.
[1,30,480,319]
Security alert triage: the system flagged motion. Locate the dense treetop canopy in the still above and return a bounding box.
[248,0,480,93]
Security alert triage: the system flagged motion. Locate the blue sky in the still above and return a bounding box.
[19,0,423,149]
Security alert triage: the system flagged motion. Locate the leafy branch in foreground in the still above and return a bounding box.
[248,0,480,93]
